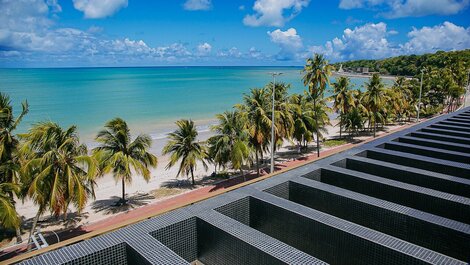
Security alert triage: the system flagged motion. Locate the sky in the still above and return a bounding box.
[0,0,469,67]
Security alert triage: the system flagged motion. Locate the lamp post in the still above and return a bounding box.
[417,69,424,122]
[464,69,470,108]
[269,72,282,174]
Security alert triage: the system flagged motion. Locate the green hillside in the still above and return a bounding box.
[333,49,470,78]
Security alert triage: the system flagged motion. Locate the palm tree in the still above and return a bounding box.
[163,119,208,186]
[363,74,387,137]
[0,92,28,242]
[21,122,97,249]
[267,82,294,151]
[330,76,355,138]
[207,111,251,179]
[0,183,20,230]
[343,107,364,137]
[302,54,332,157]
[290,93,315,152]
[236,88,271,177]
[93,118,157,205]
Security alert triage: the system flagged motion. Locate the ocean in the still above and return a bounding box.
[0,67,391,148]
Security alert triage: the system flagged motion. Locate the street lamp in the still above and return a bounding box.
[417,68,424,122]
[269,72,282,174]
[464,69,470,108]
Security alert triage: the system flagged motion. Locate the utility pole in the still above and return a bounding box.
[268,72,282,174]
[464,69,470,108]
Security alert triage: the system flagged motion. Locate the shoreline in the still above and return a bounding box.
[9,117,412,245]
[332,71,400,80]
[1,117,423,260]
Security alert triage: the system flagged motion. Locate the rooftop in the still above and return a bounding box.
[15,107,470,265]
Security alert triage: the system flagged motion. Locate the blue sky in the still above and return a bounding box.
[1,0,469,67]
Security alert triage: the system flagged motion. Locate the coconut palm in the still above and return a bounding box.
[266,82,295,150]
[20,122,97,248]
[0,183,20,230]
[302,54,332,156]
[207,111,251,179]
[312,98,333,141]
[343,107,364,137]
[163,119,208,186]
[363,74,387,137]
[93,118,157,205]
[290,93,315,152]
[330,76,355,138]
[236,88,271,177]
[0,92,28,242]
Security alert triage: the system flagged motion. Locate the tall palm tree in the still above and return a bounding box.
[302,54,332,157]
[236,88,271,177]
[0,92,28,242]
[207,111,251,179]
[290,93,315,152]
[343,107,364,137]
[21,122,97,248]
[93,118,157,205]
[267,82,294,151]
[330,76,355,138]
[363,74,387,137]
[163,119,208,186]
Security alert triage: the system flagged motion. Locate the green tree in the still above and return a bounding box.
[21,122,97,249]
[343,107,364,137]
[207,111,251,179]
[163,119,208,186]
[290,93,315,152]
[302,53,332,156]
[330,76,355,138]
[0,183,20,230]
[266,82,294,150]
[363,74,387,137]
[236,88,271,177]
[0,92,28,242]
[93,118,157,205]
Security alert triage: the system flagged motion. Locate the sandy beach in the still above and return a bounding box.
[8,117,413,246]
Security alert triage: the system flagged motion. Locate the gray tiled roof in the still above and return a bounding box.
[20,107,470,265]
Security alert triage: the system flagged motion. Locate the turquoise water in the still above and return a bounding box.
[0,67,388,142]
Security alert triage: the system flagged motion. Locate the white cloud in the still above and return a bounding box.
[268,28,303,60]
[338,0,470,18]
[217,47,242,58]
[87,26,103,33]
[183,0,212,11]
[197,42,212,56]
[401,21,470,53]
[308,22,398,61]
[308,21,470,62]
[249,47,263,59]
[73,0,128,19]
[243,0,310,27]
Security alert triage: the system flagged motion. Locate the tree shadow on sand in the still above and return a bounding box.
[21,212,89,231]
[160,176,224,190]
[91,193,155,215]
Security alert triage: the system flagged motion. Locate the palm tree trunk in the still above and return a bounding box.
[255,150,260,177]
[16,225,22,243]
[373,117,376,137]
[339,112,342,139]
[314,98,320,157]
[27,210,42,251]
[121,177,126,204]
[240,169,245,182]
[190,167,195,186]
